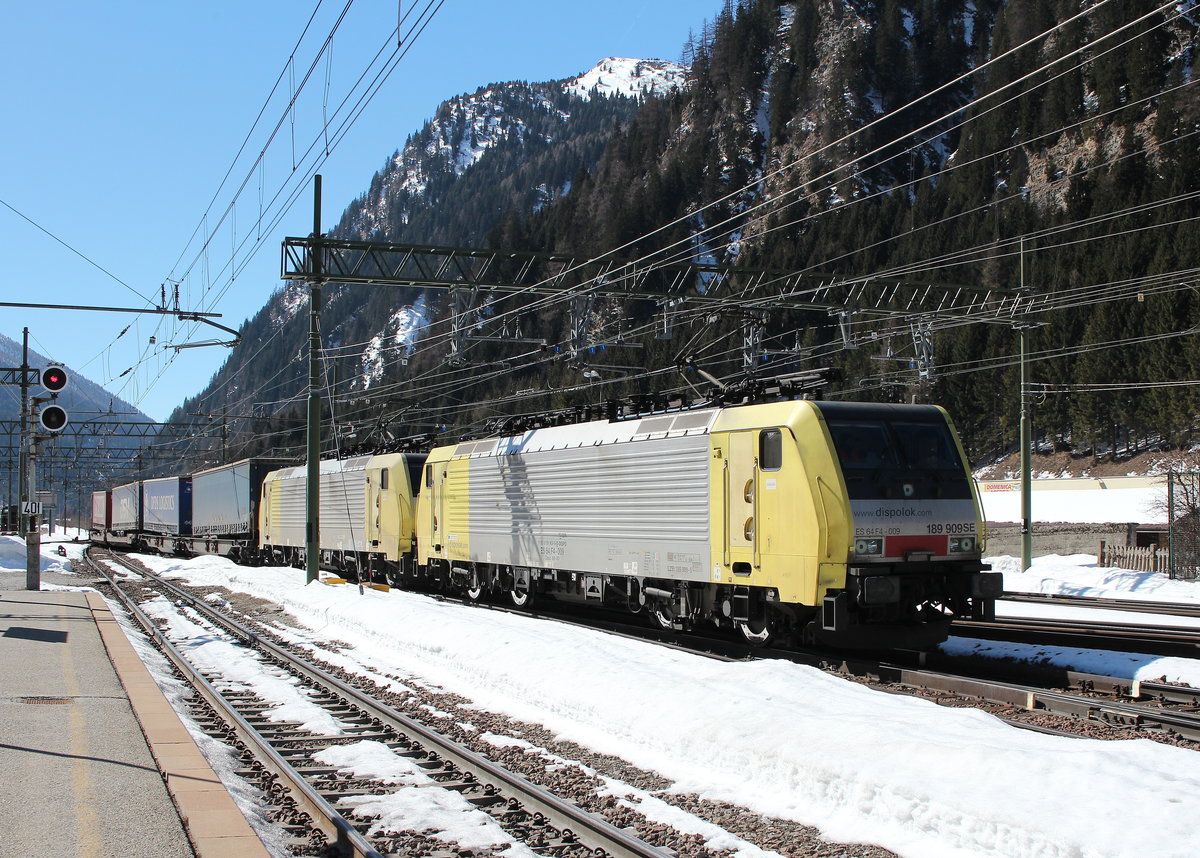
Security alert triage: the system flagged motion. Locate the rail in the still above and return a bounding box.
[86,550,383,858]
[93,547,670,858]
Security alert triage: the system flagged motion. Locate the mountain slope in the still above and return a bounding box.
[519,0,1198,461]
[0,333,152,424]
[167,58,687,456]
[168,0,1197,468]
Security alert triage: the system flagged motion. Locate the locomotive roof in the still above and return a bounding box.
[265,451,419,481]
[814,401,948,422]
[268,454,374,480]
[451,408,720,458]
[444,400,954,460]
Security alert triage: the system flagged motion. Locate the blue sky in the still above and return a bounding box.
[0,0,716,421]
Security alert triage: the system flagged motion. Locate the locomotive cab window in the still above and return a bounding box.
[826,416,970,500]
[891,422,959,470]
[759,429,782,471]
[380,468,389,490]
[827,423,898,470]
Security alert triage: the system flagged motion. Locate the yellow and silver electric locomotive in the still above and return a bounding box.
[259,453,425,579]
[414,400,996,649]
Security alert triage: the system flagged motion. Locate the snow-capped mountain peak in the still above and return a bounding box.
[565,57,688,100]
[344,59,686,241]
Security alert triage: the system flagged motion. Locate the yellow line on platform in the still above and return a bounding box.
[62,638,103,857]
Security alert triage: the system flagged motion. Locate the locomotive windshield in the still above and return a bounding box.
[824,413,971,500]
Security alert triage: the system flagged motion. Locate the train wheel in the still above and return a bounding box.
[736,616,772,646]
[509,588,532,609]
[508,590,532,612]
[466,572,485,602]
[508,567,534,608]
[649,605,676,631]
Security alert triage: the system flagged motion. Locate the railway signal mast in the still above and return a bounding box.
[24,361,69,590]
[0,329,56,587]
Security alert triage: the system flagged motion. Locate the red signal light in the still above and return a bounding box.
[40,365,68,393]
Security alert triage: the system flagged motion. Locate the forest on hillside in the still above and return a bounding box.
[166,0,1199,473]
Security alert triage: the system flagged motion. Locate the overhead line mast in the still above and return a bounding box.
[306,176,325,586]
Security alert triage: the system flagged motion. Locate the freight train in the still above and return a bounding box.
[91,400,997,648]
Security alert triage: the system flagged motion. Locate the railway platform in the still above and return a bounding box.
[0,587,271,858]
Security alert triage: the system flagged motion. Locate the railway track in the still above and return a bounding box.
[999,591,1200,619]
[88,548,671,858]
[721,640,1200,743]
[841,656,1200,743]
[949,590,1200,659]
[951,613,1200,659]
[89,541,1200,858]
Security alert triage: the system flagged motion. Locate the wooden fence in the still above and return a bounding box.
[1098,541,1163,573]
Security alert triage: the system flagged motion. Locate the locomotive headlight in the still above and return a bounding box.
[855,538,882,556]
[950,536,977,553]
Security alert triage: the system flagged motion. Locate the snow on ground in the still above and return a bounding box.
[8,528,1200,857]
[996,553,1198,603]
[313,740,540,856]
[0,529,84,576]
[142,594,349,734]
[108,551,1198,858]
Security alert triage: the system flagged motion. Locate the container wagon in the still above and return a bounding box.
[141,476,193,554]
[90,490,112,543]
[190,458,289,563]
[108,481,143,549]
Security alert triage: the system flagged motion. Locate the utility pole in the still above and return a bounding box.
[1018,239,1033,573]
[25,434,40,590]
[1,329,60,585]
[19,328,41,589]
[306,175,324,585]
[1020,325,1032,572]
[19,329,29,537]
